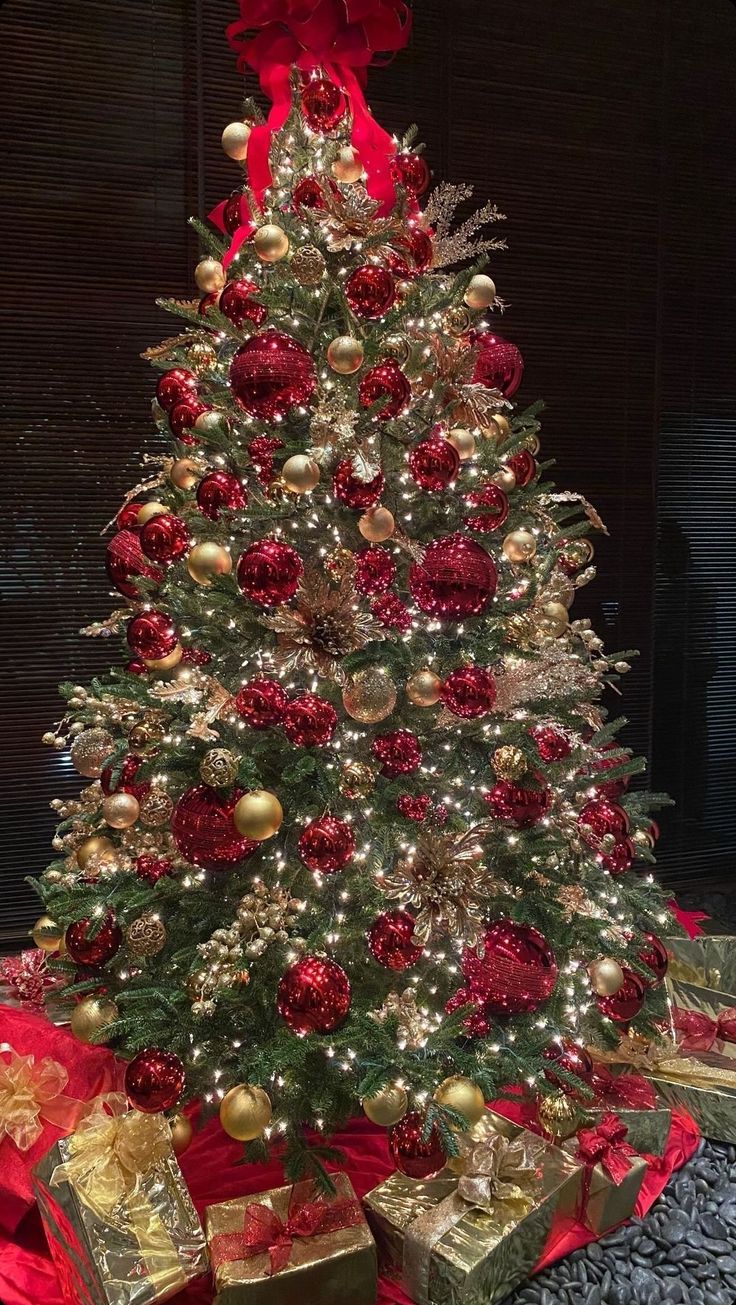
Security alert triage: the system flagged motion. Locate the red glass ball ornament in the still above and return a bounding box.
[219,278,268,330]
[598,837,635,875]
[126,659,147,676]
[372,594,412,632]
[409,437,460,491]
[578,798,630,846]
[277,956,351,1035]
[507,450,537,487]
[531,724,573,763]
[393,151,431,196]
[196,471,247,521]
[199,291,220,317]
[397,794,432,822]
[473,332,525,398]
[236,538,303,607]
[354,546,396,596]
[117,502,143,531]
[230,329,316,421]
[301,76,346,132]
[156,369,198,413]
[367,910,423,971]
[172,784,257,871]
[126,610,177,661]
[140,512,190,563]
[298,815,355,873]
[462,920,558,1016]
[105,530,162,600]
[282,693,337,747]
[359,362,411,419]
[235,677,288,729]
[100,755,149,802]
[404,226,433,271]
[371,729,422,777]
[293,175,334,211]
[65,913,123,967]
[464,484,510,534]
[597,968,646,1023]
[345,265,396,319]
[125,1048,185,1113]
[182,647,211,667]
[333,459,385,509]
[409,535,497,620]
[389,1111,444,1180]
[222,193,247,236]
[638,932,669,984]
[170,396,208,444]
[542,1040,595,1099]
[485,780,551,828]
[591,745,631,800]
[135,854,173,884]
[440,665,496,719]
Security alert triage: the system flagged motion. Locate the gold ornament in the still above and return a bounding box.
[102,792,140,829]
[136,501,168,526]
[362,1083,408,1127]
[194,409,229,440]
[561,539,594,569]
[323,546,356,581]
[169,1113,194,1156]
[70,728,114,779]
[332,145,363,183]
[194,257,225,293]
[233,790,283,841]
[406,669,442,707]
[491,466,516,492]
[502,529,537,563]
[537,1091,581,1143]
[219,1084,272,1141]
[221,120,251,160]
[291,244,326,285]
[126,912,167,957]
[282,454,320,494]
[380,333,411,365]
[342,668,397,724]
[502,613,536,650]
[483,413,511,442]
[492,745,527,781]
[446,428,476,460]
[434,1075,486,1126]
[200,748,238,788]
[443,305,471,337]
[187,340,218,373]
[526,433,541,455]
[185,968,209,999]
[588,957,625,997]
[327,335,364,375]
[138,789,174,828]
[536,601,569,639]
[358,506,395,542]
[187,542,233,586]
[464,273,496,309]
[339,760,375,799]
[77,834,116,871]
[69,996,119,1045]
[169,457,201,490]
[31,915,63,953]
[144,644,183,672]
[254,224,289,262]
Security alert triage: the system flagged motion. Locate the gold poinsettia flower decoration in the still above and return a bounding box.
[318,183,403,250]
[260,570,386,684]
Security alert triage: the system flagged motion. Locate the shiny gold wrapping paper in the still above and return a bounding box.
[645,1062,736,1144]
[584,1104,671,1157]
[575,1154,647,1236]
[665,935,736,994]
[206,1174,377,1305]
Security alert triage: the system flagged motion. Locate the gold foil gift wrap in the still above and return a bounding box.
[568,1114,647,1236]
[584,1069,671,1156]
[206,1173,377,1305]
[32,1093,208,1305]
[665,934,736,994]
[667,979,736,1063]
[363,1111,582,1305]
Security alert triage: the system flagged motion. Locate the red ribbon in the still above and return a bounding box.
[673,1005,736,1053]
[210,1185,364,1277]
[593,1069,657,1111]
[577,1113,636,1188]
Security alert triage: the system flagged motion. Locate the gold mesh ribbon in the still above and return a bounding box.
[0,1043,83,1150]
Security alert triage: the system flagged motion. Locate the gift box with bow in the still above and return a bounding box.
[364,1110,581,1305]
[585,1064,671,1156]
[570,1113,647,1235]
[32,1092,208,1305]
[206,1173,377,1304]
[665,934,736,994]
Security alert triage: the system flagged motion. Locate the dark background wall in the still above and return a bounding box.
[2,0,735,949]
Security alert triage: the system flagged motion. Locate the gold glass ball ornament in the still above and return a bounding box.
[536,601,569,639]
[31,915,64,953]
[185,968,209,1000]
[282,455,320,494]
[169,1113,194,1156]
[187,542,233,587]
[254,224,290,263]
[406,668,443,708]
[194,257,226,293]
[136,501,168,526]
[187,340,219,374]
[502,528,537,564]
[339,760,375,799]
[138,788,174,828]
[492,745,527,782]
[342,668,397,724]
[194,409,230,441]
[464,273,496,310]
[588,957,626,997]
[490,465,516,492]
[561,538,595,569]
[291,244,326,286]
[434,1075,486,1126]
[102,792,140,830]
[443,305,471,337]
[219,1084,272,1141]
[358,506,395,542]
[200,747,238,789]
[332,145,363,183]
[70,728,114,779]
[537,1091,581,1143]
[233,790,283,841]
[503,612,536,650]
[70,996,119,1045]
[126,912,167,958]
[76,834,116,871]
[144,644,183,672]
[169,457,202,490]
[327,335,364,375]
[380,332,411,366]
[221,120,251,161]
[446,428,476,461]
[363,1083,408,1127]
[483,413,511,442]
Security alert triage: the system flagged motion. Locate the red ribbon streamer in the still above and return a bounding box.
[595,1071,657,1112]
[673,1005,736,1053]
[210,1185,364,1277]
[577,1113,637,1190]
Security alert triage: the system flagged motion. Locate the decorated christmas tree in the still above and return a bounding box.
[33,1,673,1181]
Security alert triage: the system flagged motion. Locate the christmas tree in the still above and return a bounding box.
[33,1,673,1181]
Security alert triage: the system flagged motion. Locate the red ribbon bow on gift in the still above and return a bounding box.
[211,1185,364,1276]
[577,1113,636,1186]
[592,1065,657,1111]
[673,1005,736,1054]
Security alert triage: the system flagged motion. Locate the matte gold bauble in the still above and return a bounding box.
[536,601,569,638]
[194,257,225,293]
[138,789,174,828]
[221,120,251,160]
[126,912,167,957]
[490,466,517,492]
[327,335,364,375]
[102,792,140,829]
[406,668,442,707]
[187,542,233,586]
[70,996,119,1044]
[136,501,168,526]
[31,915,64,952]
[362,1083,408,1127]
[282,454,320,494]
[483,413,511,442]
[169,1113,194,1156]
[70,728,114,779]
[537,1091,581,1143]
[434,1075,486,1126]
[492,745,527,781]
[144,644,184,672]
[291,244,326,286]
[339,760,375,799]
[169,457,201,490]
[77,835,116,871]
[233,790,283,841]
[219,1084,272,1141]
[358,507,395,542]
[200,747,238,788]
[502,529,537,563]
[464,274,496,309]
[588,957,625,997]
[254,224,289,262]
[332,145,363,182]
[446,428,476,460]
[342,668,397,724]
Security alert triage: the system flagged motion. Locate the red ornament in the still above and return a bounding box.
[125,1048,185,1113]
[598,837,635,875]
[404,226,433,271]
[397,794,432,821]
[237,537,303,607]
[196,471,247,521]
[222,193,248,235]
[248,435,283,486]
[354,546,396,595]
[298,815,355,874]
[282,693,337,747]
[65,914,122,967]
[277,956,351,1035]
[392,151,431,196]
[473,332,524,399]
[359,362,411,419]
[462,920,558,1016]
[638,932,668,984]
[333,459,385,509]
[372,729,422,777]
[485,780,550,827]
[507,450,536,487]
[578,798,630,846]
[591,745,630,800]
[235,677,288,729]
[293,175,334,210]
[440,665,496,719]
[464,484,510,534]
[301,76,346,132]
[140,513,190,563]
[531,724,573,763]
[126,659,147,676]
[367,910,423,971]
[597,969,646,1023]
[100,755,149,802]
[170,396,208,443]
[156,369,197,412]
[371,594,412,632]
[126,610,178,661]
[199,291,220,317]
[542,1039,595,1099]
[230,329,316,421]
[135,854,173,884]
[172,784,257,871]
[219,278,268,330]
[105,530,162,599]
[409,535,497,619]
[182,646,211,667]
[345,265,396,319]
[116,502,143,531]
[389,1112,444,1180]
[409,437,460,491]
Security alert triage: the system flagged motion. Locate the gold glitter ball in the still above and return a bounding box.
[342,668,397,724]
[291,244,326,286]
[138,789,174,828]
[70,728,114,779]
[492,745,527,781]
[324,547,356,581]
[126,912,167,957]
[537,1091,581,1142]
[503,613,536,650]
[187,339,218,373]
[200,748,238,788]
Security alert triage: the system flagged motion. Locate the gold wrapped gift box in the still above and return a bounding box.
[665,934,736,994]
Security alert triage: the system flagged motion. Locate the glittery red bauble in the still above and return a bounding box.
[542,1039,595,1099]
[354,546,396,595]
[101,755,149,801]
[359,362,411,419]
[464,484,510,534]
[397,794,432,821]
[170,396,208,443]
[462,920,558,1016]
[591,745,630,800]
[440,666,496,719]
[293,175,334,210]
[301,76,346,131]
[392,151,431,196]
[473,332,524,398]
[105,530,162,600]
[117,502,143,531]
[277,956,351,1035]
[372,594,412,632]
[135,854,173,884]
[578,798,630,845]
[172,784,257,871]
[182,647,211,667]
[222,193,248,235]
[367,910,422,971]
[409,535,497,619]
[531,724,573,763]
[371,729,422,777]
[404,226,433,271]
[598,837,635,875]
[126,610,177,661]
[345,265,396,319]
[230,329,316,421]
[125,1048,185,1113]
[236,537,303,607]
[389,1112,444,1180]
[235,677,288,728]
[156,368,198,412]
[298,815,355,873]
[485,780,550,827]
[140,513,190,563]
[638,932,669,984]
[248,435,283,486]
[597,969,646,1023]
[282,693,337,747]
[219,278,267,330]
[507,450,537,487]
[196,471,247,521]
[333,458,385,509]
[409,437,460,491]
[65,913,122,967]
[199,292,220,317]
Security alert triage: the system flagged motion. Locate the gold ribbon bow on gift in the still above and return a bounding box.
[0,1043,82,1151]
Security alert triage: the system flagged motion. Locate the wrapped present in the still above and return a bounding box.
[32,1092,208,1305]
[668,980,736,1061]
[585,1066,671,1155]
[665,934,736,993]
[206,1173,377,1305]
[571,1113,647,1234]
[364,1110,581,1305]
